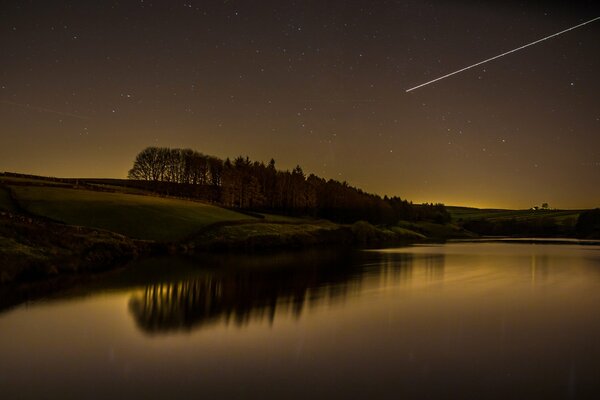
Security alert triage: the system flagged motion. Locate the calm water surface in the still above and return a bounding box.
[1,243,600,399]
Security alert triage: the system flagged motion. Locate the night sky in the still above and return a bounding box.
[1,1,599,208]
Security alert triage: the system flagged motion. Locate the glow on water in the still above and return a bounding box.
[1,243,600,399]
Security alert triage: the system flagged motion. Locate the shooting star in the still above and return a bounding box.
[0,100,89,119]
[406,16,600,93]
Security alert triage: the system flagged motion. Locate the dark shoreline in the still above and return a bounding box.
[0,209,423,285]
[449,237,600,245]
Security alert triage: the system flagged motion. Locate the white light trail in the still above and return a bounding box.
[0,100,89,119]
[406,16,600,92]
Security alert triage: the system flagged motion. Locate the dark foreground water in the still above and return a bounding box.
[1,242,600,399]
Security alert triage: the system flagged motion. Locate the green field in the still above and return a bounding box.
[447,206,581,223]
[10,186,254,241]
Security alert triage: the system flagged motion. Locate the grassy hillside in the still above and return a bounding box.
[2,174,426,247]
[9,186,254,241]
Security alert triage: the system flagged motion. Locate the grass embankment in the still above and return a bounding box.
[187,221,343,251]
[0,212,146,284]
[185,219,425,251]
[396,220,474,240]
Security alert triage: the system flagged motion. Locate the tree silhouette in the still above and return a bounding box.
[128,146,449,225]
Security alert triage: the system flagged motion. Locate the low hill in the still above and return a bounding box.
[447,206,584,237]
[4,183,255,241]
[447,206,581,222]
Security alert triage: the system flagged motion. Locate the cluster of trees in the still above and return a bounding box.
[127,147,223,186]
[128,147,450,225]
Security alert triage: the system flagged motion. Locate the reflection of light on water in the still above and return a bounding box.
[530,252,551,287]
[531,252,536,286]
[2,243,600,399]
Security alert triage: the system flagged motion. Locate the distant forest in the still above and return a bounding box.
[128,146,450,224]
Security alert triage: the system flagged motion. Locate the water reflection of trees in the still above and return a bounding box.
[424,254,445,281]
[129,250,441,334]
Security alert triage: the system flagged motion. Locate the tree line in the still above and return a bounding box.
[128,146,450,225]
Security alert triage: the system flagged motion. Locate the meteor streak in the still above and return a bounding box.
[0,100,89,119]
[406,16,600,92]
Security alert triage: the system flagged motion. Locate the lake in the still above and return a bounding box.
[1,242,600,399]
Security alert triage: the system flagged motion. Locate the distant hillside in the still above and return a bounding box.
[447,206,584,237]
[447,206,582,222]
